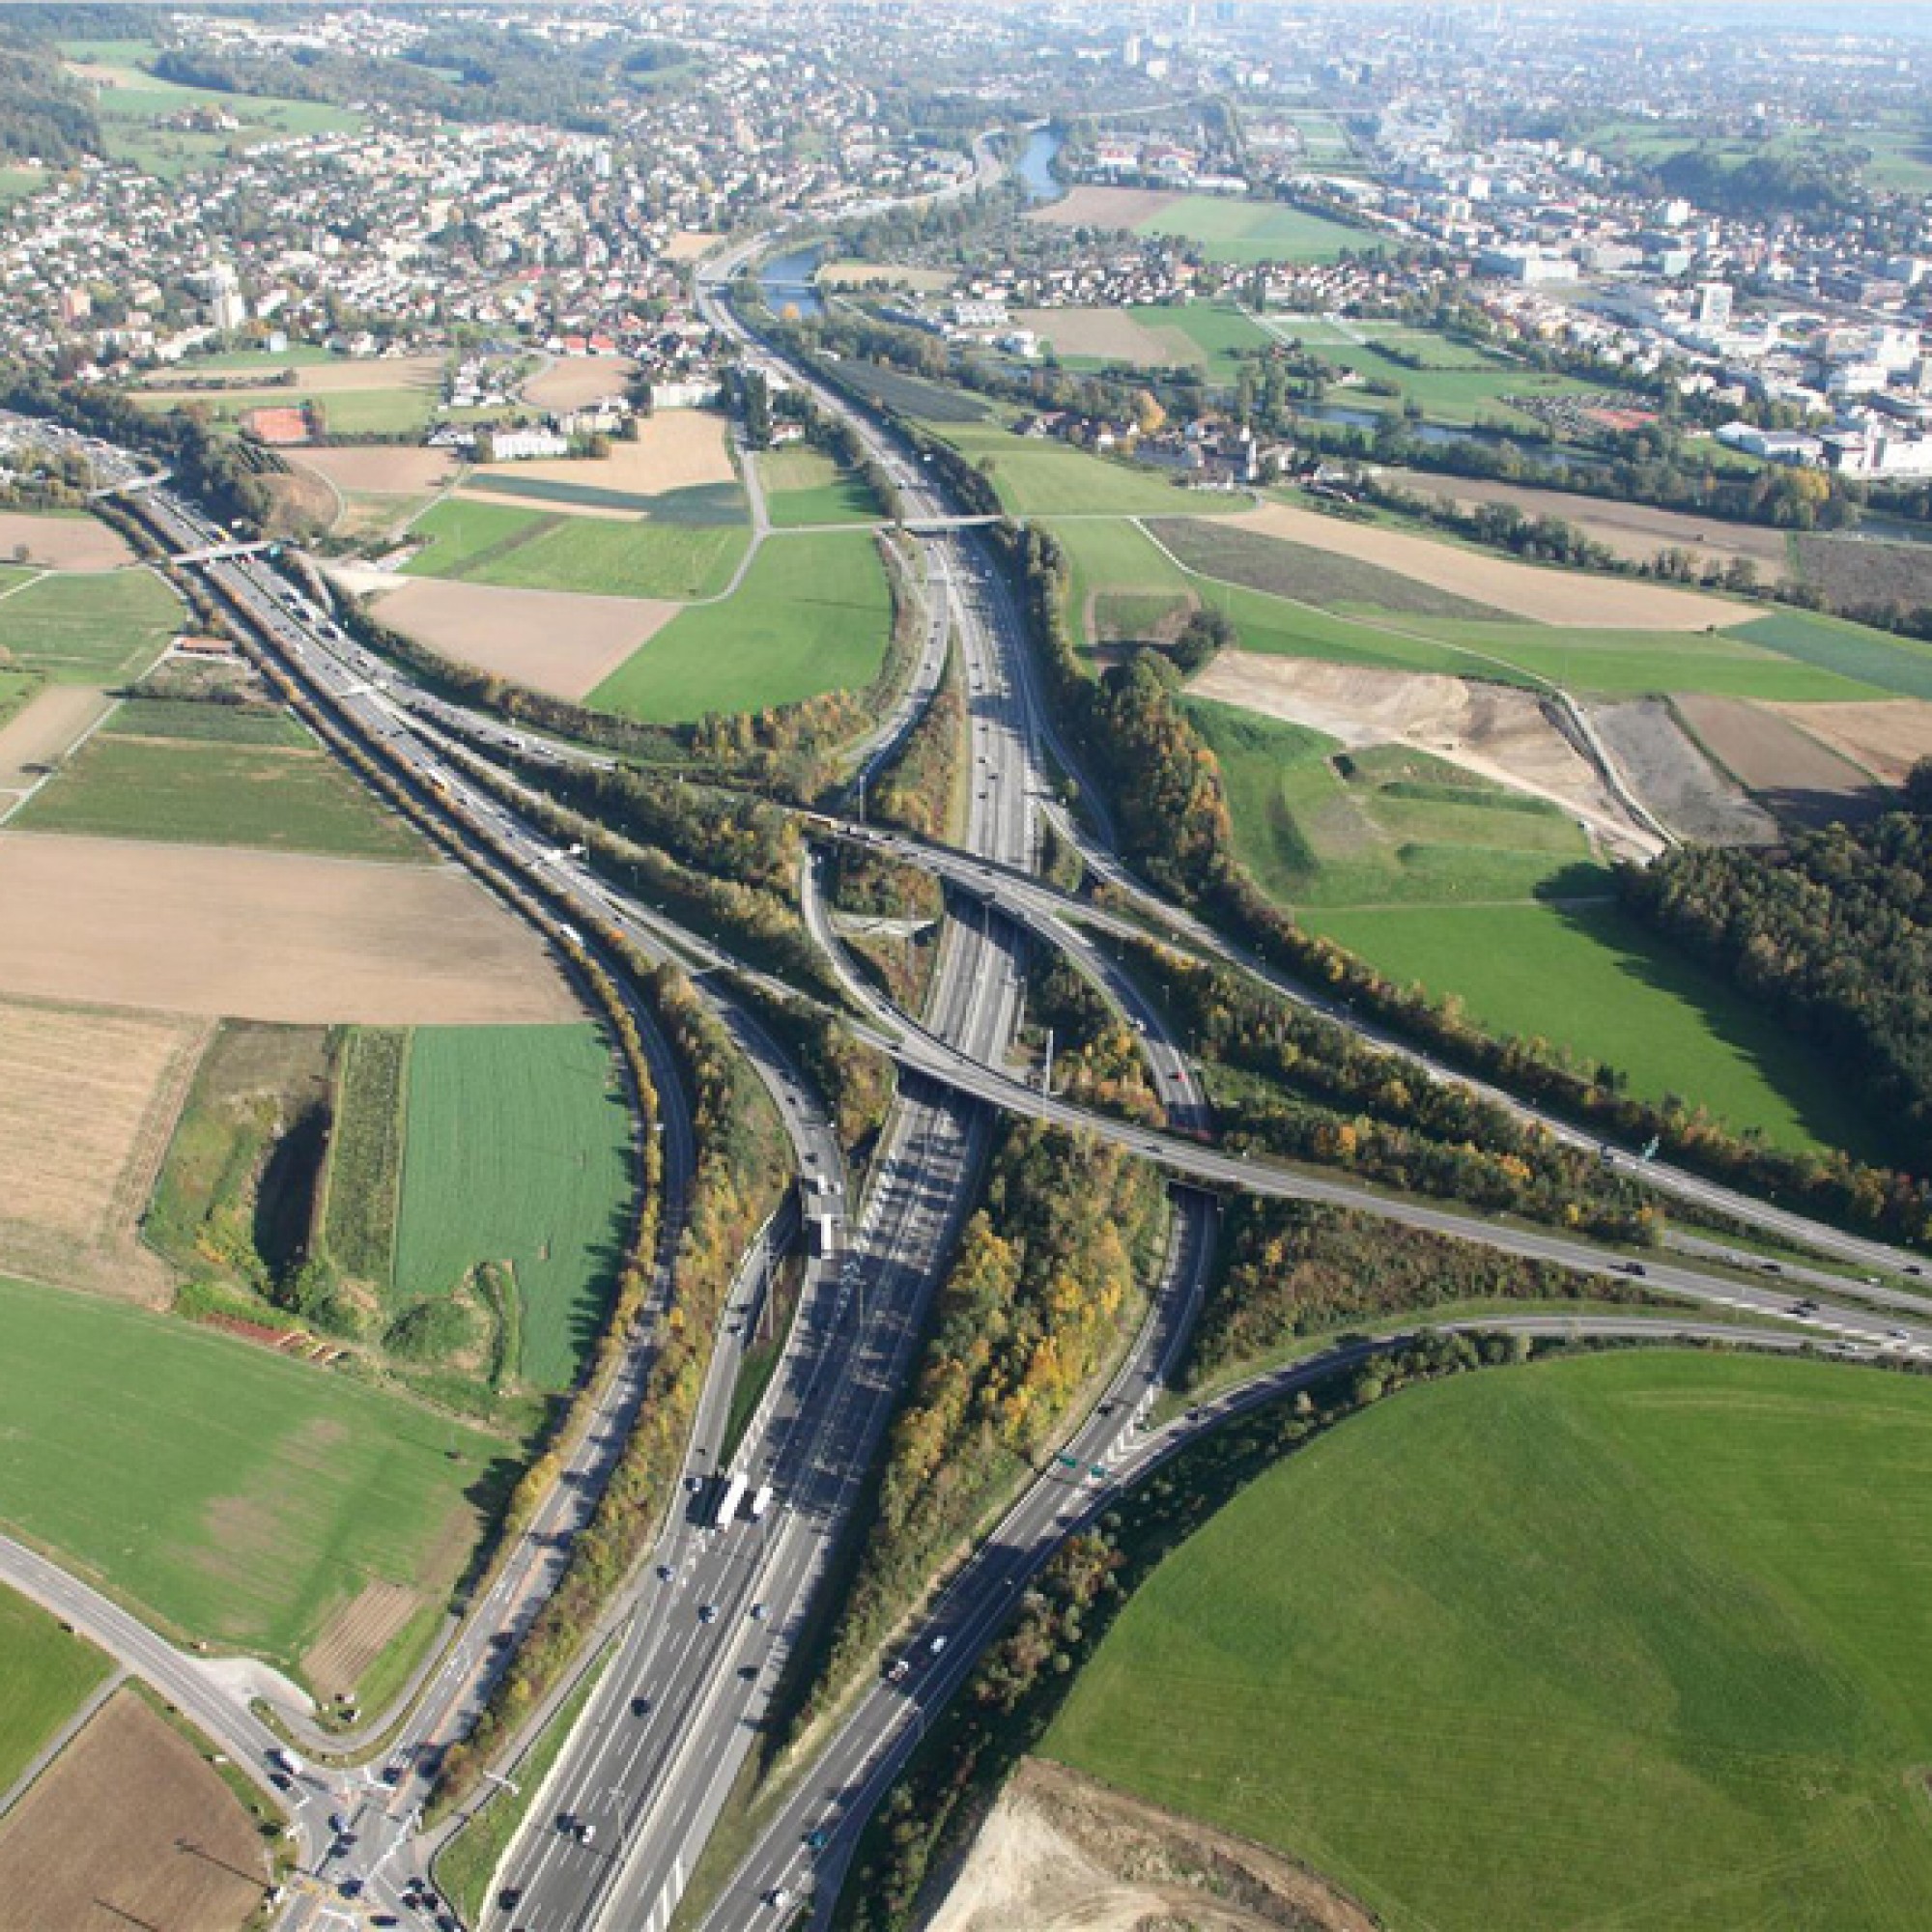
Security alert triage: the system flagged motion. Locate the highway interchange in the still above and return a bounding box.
[11,180,1932,1932]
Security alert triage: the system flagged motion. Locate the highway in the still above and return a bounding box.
[19,236,1927,1932]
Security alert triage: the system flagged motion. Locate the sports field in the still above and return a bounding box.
[0,1269,505,1675]
[1138,195,1372,264]
[0,1584,111,1796]
[1306,898,1875,1155]
[14,722,428,859]
[403,498,748,602]
[1046,1350,1932,1932]
[1188,698,1602,909]
[760,444,882,527]
[392,1025,635,1391]
[591,530,892,724]
[0,569,180,684]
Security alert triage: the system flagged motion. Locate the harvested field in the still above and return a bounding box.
[1590,697,1777,845]
[1031,184,1179,229]
[1192,653,1658,856]
[1375,468,1790,574]
[523,353,638,411]
[1763,696,1932,785]
[302,1578,421,1704]
[141,352,442,400]
[0,833,581,1024]
[662,229,721,263]
[930,1758,1375,1932]
[291,442,456,494]
[467,410,735,507]
[0,1690,269,1932]
[0,511,131,571]
[1231,500,1747,630]
[1797,532,1932,613]
[1014,305,1187,366]
[0,684,112,800]
[0,997,204,1304]
[817,259,953,291]
[370,578,678,700]
[1674,694,1884,827]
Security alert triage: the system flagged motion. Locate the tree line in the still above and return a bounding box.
[1620,773,1932,1184]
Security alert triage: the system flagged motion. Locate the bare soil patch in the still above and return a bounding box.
[0,1689,269,1932]
[662,230,722,263]
[1031,184,1180,229]
[370,577,676,699]
[818,259,953,292]
[468,410,735,504]
[0,995,204,1304]
[1762,697,1932,785]
[0,513,131,571]
[1589,697,1778,846]
[1015,306,1187,366]
[291,443,456,495]
[0,684,113,797]
[524,353,639,411]
[1194,651,1658,857]
[0,832,582,1024]
[1376,469,1790,574]
[1234,500,1746,630]
[1674,694,1884,828]
[301,1578,420,1703]
[927,1757,1376,1932]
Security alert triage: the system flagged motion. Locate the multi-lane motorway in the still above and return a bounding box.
[15,220,1932,1932]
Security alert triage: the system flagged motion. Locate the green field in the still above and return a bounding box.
[0,1269,506,1677]
[1735,609,1932,701]
[1263,317,1631,430]
[136,384,432,438]
[1188,698,1603,909]
[392,1025,635,1392]
[0,1584,111,1796]
[67,45,364,181]
[1306,898,1876,1155]
[0,569,180,683]
[591,530,892,724]
[1047,1350,1932,1932]
[1136,195,1372,265]
[1132,300,1275,383]
[932,419,1240,518]
[16,725,427,859]
[760,444,882,527]
[403,498,748,601]
[100,696,311,746]
[322,1026,410,1292]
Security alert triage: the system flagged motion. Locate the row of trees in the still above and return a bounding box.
[797,1122,1164,1730]
[1180,1198,1659,1392]
[1620,777,1932,1178]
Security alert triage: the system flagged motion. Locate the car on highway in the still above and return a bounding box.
[751,1601,767,1620]
[632,1695,651,1717]
[767,1887,792,1911]
[699,1603,719,1623]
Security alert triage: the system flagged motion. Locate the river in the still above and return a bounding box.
[1017,127,1064,204]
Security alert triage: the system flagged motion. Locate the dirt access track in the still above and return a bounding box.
[0,1689,269,1932]
[1194,651,1662,858]
[928,1757,1377,1932]
[1231,498,1747,631]
[368,577,677,700]
[0,832,582,1024]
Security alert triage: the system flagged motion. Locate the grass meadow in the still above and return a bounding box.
[0,1269,506,1671]
[392,1025,635,1392]
[760,444,882,527]
[1135,196,1371,265]
[0,569,180,684]
[15,728,427,859]
[403,498,747,602]
[0,1585,111,1794]
[931,420,1240,519]
[591,529,891,724]
[1046,1350,1932,1932]
[1306,897,1876,1155]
